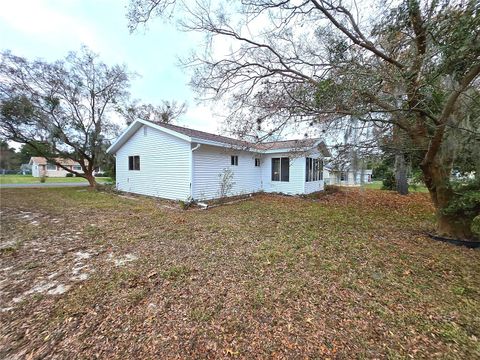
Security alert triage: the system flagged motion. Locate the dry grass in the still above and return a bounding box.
[0,187,479,359]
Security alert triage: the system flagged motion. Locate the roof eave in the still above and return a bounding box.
[191,137,257,151]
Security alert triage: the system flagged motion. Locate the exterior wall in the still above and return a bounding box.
[31,164,70,177]
[329,170,373,186]
[115,125,191,200]
[111,124,328,199]
[192,145,262,200]
[32,164,40,177]
[45,168,72,177]
[330,171,355,186]
[323,169,332,184]
[355,172,373,184]
[261,153,306,195]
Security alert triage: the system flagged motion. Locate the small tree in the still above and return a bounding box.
[0,47,132,187]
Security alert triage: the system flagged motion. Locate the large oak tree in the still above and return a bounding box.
[0,47,132,187]
[128,0,480,239]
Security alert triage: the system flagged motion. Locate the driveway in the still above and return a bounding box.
[0,182,91,188]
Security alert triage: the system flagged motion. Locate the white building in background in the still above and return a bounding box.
[29,157,84,177]
[107,119,331,201]
[324,164,373,186]
[29,157,102,177]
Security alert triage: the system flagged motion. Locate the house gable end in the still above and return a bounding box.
[107,119,192,154]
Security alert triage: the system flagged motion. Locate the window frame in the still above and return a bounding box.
[72,165,82,172]
[46,162,57,171]
[340,171,347,181]
[271,157,290,182]
[128,155,140,171]
[306,158,323,182]
[231,155,238,166]
[255,158,260,167]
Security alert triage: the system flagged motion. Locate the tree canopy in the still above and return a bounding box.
[0,47,132,186]
[128,0,480,238]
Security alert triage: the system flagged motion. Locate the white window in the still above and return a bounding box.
[46,163,57,171]
[129,156,140,171]
[255,158,260,167]
[73,165,82,171]
[271,157,289,182]
[231,155,238,166]
[306,158,323,182]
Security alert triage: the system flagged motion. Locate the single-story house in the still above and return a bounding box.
[106,119,331,201]
[29,157,84,177]
[324,164,373,186]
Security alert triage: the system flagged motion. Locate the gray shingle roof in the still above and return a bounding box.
[155,122,330,155]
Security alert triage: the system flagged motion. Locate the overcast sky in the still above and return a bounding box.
[0,0,225,134]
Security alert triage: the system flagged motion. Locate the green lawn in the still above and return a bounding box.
[363,180,429,192]
[0,187,478,358]
[0,175,110,184]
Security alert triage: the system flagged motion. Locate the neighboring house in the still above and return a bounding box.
[324,164,373,186]
[107,119,331,201]
[29,157,84,177]
[20,163,32,175]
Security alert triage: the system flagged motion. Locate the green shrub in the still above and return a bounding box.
[372,161,391,180]
[471,215,480,239]
[65,173,74,177]
[381,171,396,190]
[409,170,425,191]
[442,179,480,238]
[443,179,480,218]
[39,176,46,183]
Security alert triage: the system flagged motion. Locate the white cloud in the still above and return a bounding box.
[0,0,102,52]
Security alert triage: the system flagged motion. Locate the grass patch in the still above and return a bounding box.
[0,187,478,359]
[363,180,429,192]
[161,265,192,281]
[0,174,110,184]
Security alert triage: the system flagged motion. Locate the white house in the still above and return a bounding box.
[29,157,84,177]
[107,120,331,201]
[324,165,373,186]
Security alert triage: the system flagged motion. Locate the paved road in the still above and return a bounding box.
[0,182,92,188]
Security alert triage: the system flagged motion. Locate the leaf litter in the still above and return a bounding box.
[0,187,478,359]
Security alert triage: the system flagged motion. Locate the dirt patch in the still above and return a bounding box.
[108,253,138,267]
[0,206,132,314]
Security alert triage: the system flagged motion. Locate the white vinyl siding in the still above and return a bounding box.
[261,153,305,195]
[110,121,329,199]
[32,164,40,177]
[192,145,262,200]
[115,125,191,200]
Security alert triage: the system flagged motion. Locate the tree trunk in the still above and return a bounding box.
[421,158,473,239]
[395,152,409,195]
[83,171,98,188]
